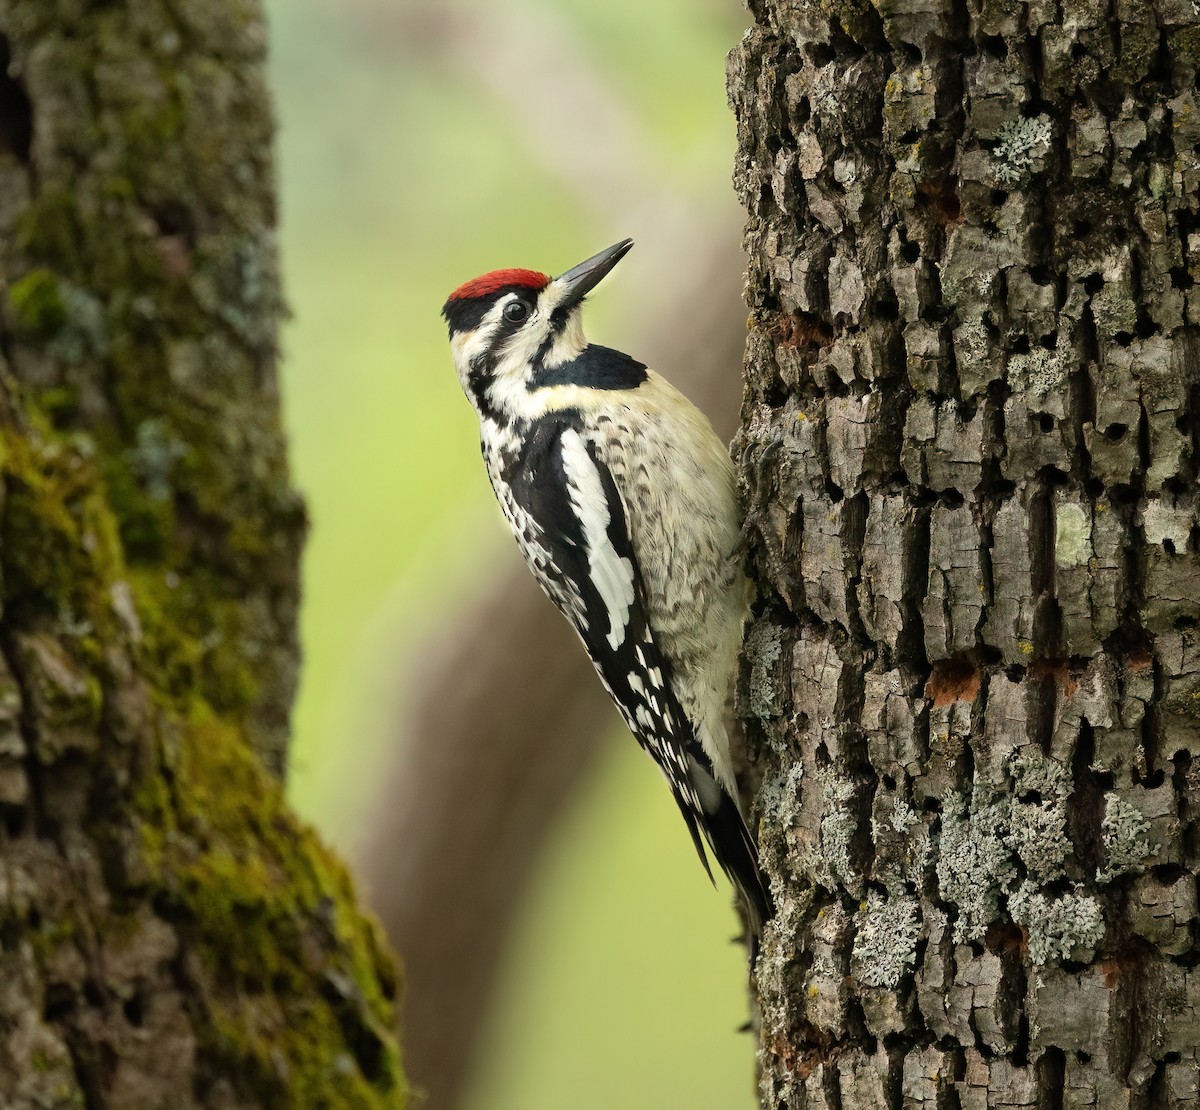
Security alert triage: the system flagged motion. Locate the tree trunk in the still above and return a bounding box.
[0,4,406,1106]
[729,0,1200,1104]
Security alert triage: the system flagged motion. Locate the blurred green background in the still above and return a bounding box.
[263,1,757,1106]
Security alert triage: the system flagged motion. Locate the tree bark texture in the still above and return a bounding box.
[0,4,406,1106]
[729,0,1200,1105]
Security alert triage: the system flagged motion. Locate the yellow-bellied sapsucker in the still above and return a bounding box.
[442,240,770,937]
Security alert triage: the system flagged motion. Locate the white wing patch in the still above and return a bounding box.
[559,429,636,651]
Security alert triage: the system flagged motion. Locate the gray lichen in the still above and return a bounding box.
[852,891,921,988]
[992,114,1053,185]
[1007,749,1071,883]
[802,767,860,894]
[759,762,805,836]
[1009,884,1106,965]
[937,787,1018,943]
[746,621,784,720]
[1006,346,1069,414]
[1097,792,1156,882]
[873,797,931,884]
[937,751,1082,943]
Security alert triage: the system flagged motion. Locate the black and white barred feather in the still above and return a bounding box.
[442,242,771,937]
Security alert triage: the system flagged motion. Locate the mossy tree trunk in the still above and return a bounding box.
[729,0,1200,1104]
[0,4,406,1107]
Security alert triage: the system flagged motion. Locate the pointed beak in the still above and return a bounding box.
[553,239,634,310]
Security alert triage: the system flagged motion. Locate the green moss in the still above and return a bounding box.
[38,386,81,426]
[8,270,67,335]
[134,705,406,1107]
[0,419,403,1106]
[127,567,261,716]
[1171,26,1200,68]
[0,432,122,628]
[0,6,399,1097]
[16,188,83,277]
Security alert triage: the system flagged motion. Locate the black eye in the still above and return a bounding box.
[503,300,529,324]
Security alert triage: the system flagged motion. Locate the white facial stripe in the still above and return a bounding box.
[559,429,635,651]
[542,308,585,368]
[449,281,597,421]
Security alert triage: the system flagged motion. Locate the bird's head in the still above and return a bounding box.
[442,239,633,421]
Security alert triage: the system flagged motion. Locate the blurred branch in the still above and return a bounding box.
[352,6,749,1107]
[359,226,746,1110]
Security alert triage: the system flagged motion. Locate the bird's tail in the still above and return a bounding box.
[703,787,773,942]
[673,768,773,944]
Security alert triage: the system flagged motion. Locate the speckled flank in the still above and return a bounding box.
[730,0,1200,1102]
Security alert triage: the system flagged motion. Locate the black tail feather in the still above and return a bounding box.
[671,783,773,941]
[703,788,773,939]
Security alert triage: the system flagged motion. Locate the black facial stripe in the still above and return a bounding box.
[441,284,538,338]
[466,357,500,421]
[529,344,649,391]
[442,296,491,337]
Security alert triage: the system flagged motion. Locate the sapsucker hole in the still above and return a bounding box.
[873,291,899,321]
[1104,423,1128,443]
[43,985,72,1023]
[0,36,32,163]
[900,239,921,263]
[1038,413,1055,433]
[805,42,834,67]
[123,994,145,1028]
[981,34,1008,58]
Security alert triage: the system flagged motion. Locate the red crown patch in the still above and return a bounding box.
[446,268,550,301]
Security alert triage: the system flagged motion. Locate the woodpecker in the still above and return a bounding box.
[441,239,771,938]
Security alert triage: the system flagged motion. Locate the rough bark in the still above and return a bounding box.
[729,0,1200,1105]
[0,3,406,1106]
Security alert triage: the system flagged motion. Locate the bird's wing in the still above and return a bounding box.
[498,416,767,920]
